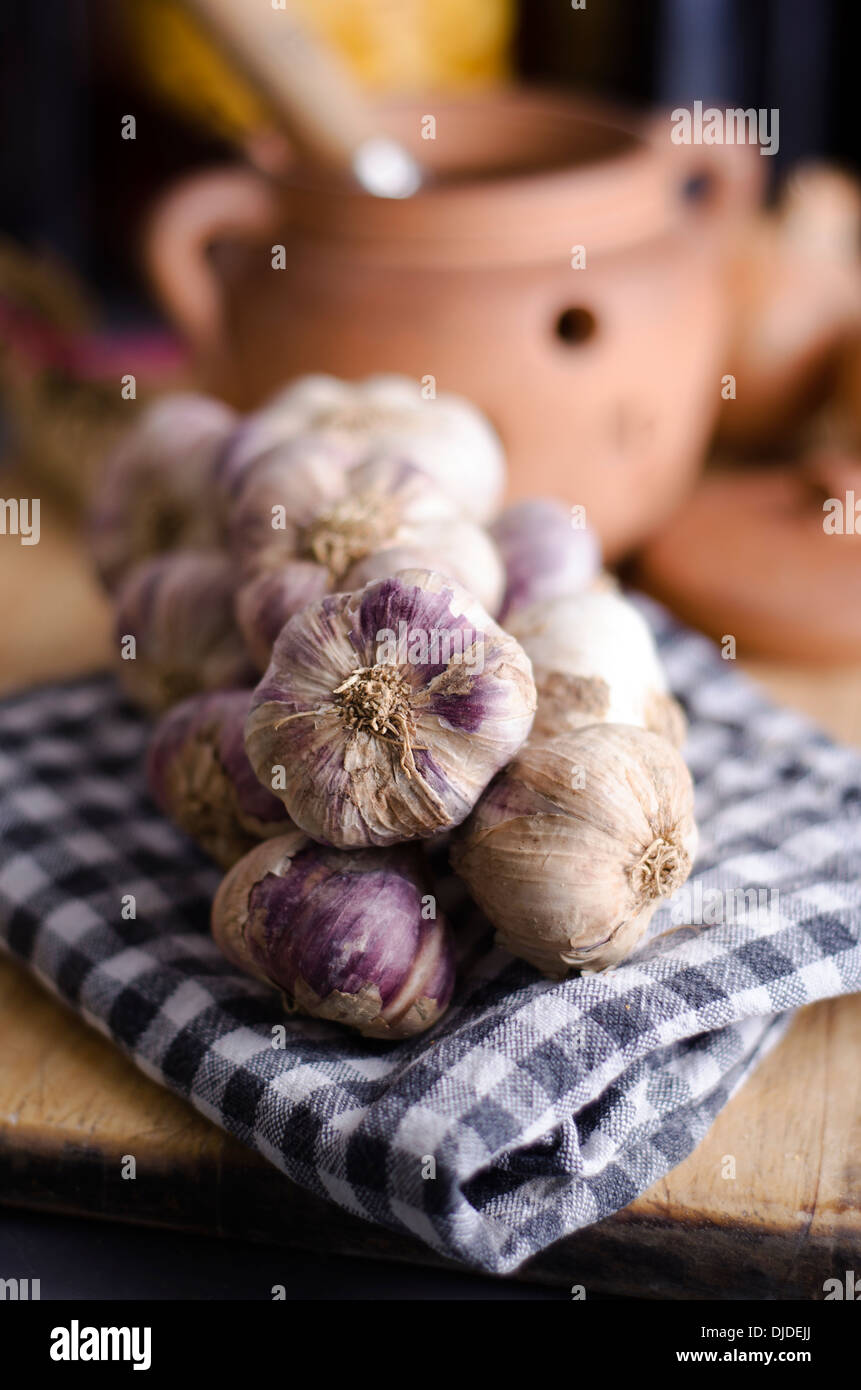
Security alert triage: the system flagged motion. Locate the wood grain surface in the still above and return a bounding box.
[1,477,859,1296]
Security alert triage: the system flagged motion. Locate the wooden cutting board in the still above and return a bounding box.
[1,479,860,1296]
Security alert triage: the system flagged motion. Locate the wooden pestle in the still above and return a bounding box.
[181,0,423,197]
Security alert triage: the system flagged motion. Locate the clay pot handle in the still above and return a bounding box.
[143,165,281,352]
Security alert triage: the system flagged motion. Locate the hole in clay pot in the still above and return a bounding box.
[555,307,596,345]
[681,171,715,205]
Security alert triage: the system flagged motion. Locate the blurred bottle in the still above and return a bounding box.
[127,0,514,149]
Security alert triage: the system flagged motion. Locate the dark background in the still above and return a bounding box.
[0,0,858,320]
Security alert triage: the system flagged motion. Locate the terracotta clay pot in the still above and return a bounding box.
[144,89,753,558]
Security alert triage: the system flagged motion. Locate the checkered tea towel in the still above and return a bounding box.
[0,599,859,1275]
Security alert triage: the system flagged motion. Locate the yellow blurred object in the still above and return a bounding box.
[128,0,513,144]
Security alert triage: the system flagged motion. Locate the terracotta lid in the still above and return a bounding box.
[635,458,861,664]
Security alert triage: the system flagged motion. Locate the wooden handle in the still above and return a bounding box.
[181,0,377,173]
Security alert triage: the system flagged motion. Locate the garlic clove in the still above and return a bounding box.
[211,834,456,1038]
[507,589,686,746]
[114,550,256,714]
[490,498,601,622]
[452,723,697,977]
[244,568,536,849]
[147,690,291,868]
[90,393,237,591]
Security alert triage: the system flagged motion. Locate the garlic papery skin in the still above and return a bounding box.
[229,449,504,614]
[234,564,331,673]
[114,550,256,714]
[506,589,686,747]
[147,690,291,868]
[211,834,456,1039]
[451,724,698,977]
[341,516,505,617]
[490,498,601,623]
[215,426,359,520]
[244,568,537,849]
[91,393,236,591]
[227,373,505,524]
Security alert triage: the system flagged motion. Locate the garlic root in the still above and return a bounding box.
[244,568,536,848]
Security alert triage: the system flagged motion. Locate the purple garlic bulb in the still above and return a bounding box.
[147,690,291,868]
[212,833,456,1039]
[90,393,237,591]
[234,564,331,673]
[244,568,536,849]
[490,498,601,624]
[114,550,256,713]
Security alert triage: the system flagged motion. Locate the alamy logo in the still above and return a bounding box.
[0,1277,40,1299]
[50,1320,151,1371]
[0,497,40,545]
[823,1271,861,1300]
[823,491,861,534]
[375,622,484,672]
[671,102,779,156]
[670,884,779,928]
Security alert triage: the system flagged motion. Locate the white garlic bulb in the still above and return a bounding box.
[452,724,698,976]
[221,373,505,524]
[506,589,686,746]
[228,447,505,615]
[244,568,536,849]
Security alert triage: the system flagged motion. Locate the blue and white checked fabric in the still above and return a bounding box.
[0,600,859,1274]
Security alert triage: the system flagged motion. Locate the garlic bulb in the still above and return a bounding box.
[340,544,443,588]
[343,519,505,616]
[490,498,601,622]
[229,447,505,615]
[215,427,358,516]
[212,833,456,1038]
[114,550,256,713]
[244,568,537,849]
[221,373,505,524]
[147,690,291,868]
[507,589,686,746]
[452,724,697,976]
[91,393,236,590]
[234,564,331,673]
